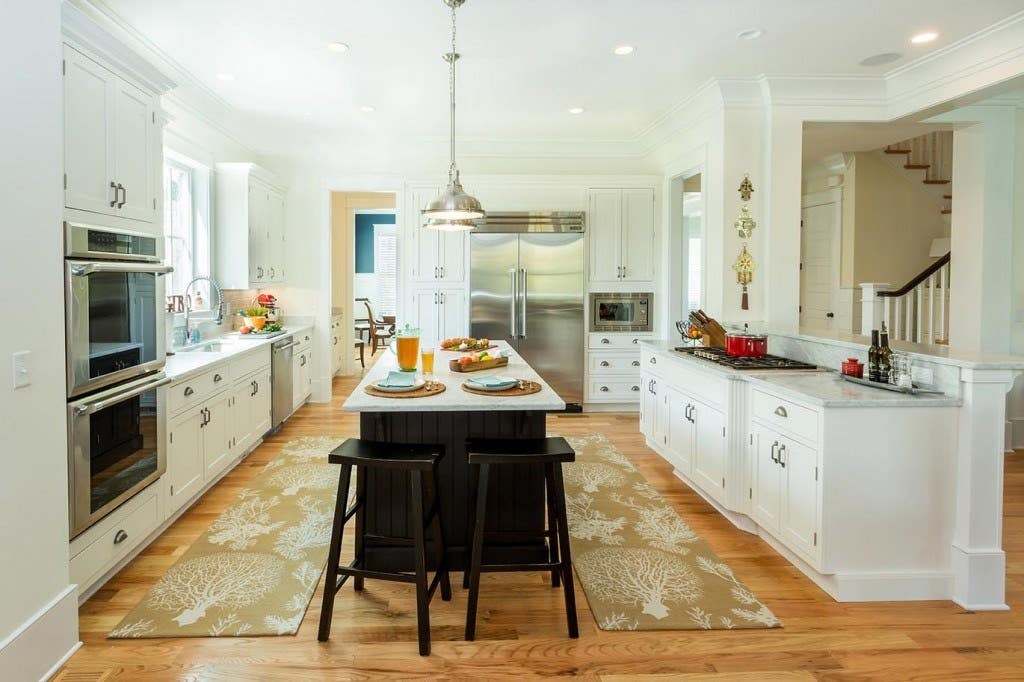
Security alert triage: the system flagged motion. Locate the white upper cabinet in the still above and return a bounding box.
[215,164,287,289]
[587,187,656,284]
[63,44,158,225]
[409,186,466,283]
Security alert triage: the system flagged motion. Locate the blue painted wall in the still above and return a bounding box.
[354,213,396,273]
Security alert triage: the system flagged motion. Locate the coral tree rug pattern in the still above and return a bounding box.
[563,434,781,631]
[109,436,351,638]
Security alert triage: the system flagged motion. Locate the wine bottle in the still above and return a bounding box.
[879,322,892,384]
[868,329,881,382]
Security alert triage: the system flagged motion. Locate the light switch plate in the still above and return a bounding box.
[12,351,30,389]
[911,365,934,386]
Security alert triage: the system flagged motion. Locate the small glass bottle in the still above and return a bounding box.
[879,322,893,384]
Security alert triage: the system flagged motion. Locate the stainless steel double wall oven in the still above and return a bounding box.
[65,222,172,538]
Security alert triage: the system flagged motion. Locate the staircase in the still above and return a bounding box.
[877,252,951,345]
[884,131,953,216]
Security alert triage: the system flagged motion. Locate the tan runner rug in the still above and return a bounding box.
[563,434,781,631]
[110,435,351,638]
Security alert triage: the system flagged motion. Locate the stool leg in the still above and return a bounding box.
[462,462,477,589]
[544,463,561,588]
[353,466,367,591]
[411,470,431,656]
[318,463,353,642]
[551,463,579,639]
[464,462,490,641]
[427,467,452,601]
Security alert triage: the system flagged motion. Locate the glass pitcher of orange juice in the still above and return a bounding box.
[395,324,420,372]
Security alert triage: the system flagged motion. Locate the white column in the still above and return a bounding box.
[952,367,1020,610]
[859,283,891,336]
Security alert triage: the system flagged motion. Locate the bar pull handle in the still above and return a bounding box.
[109,181,118,208]
[519,267,527,339]
[770,440,779,464]
[509,268,518,339]
[778,444,787,468]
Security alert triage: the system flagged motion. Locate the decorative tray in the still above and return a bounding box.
[836,373,945,395]
[449,356,509,373]
[237,330,287,340]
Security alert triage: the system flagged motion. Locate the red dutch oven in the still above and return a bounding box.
[724,331,768,358]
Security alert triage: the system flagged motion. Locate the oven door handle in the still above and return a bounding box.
[70,263,174,277]
[73,377,171,416]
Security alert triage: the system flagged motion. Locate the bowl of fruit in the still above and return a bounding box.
[449,349,508,372]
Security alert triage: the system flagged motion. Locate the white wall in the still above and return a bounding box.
[0,1,80,679]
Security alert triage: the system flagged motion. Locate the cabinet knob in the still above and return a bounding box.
[631,385,640,391]
[113,529,128,545]
[600,385,609,392]
[601,338,610,344]
[600,360,610,367]
[184,386,194,397]
[649,356,656,363]
[774,406,788,418]
[214,373,222,383]
[633,338,640,344]
[632,360,640,367]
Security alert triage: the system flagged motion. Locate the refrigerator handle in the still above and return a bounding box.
[509,267,518,340]
[520,266,528,339]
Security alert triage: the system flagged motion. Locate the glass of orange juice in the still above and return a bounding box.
[395,325,420,372]
[421,345,435,380]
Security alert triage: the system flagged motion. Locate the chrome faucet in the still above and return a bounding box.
[183,276,224,343]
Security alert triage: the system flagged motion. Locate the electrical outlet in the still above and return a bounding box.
[911,365,934,386]
[12,351,30,389]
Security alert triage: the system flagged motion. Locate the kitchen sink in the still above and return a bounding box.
[178,341,229,353]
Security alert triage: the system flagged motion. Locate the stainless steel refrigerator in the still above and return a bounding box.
[469,213,585,408]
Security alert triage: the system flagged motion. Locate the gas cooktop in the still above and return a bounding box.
[673,346,819,371]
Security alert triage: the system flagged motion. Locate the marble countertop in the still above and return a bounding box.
[640,340,961,408]
[343,340,565,413]
[164,324,313,381]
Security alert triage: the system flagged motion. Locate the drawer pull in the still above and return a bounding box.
[214,373,223,383]
[774,406,788,417]
[778,444,787,468]
[649,356,656,364]
[113,529,128,545]
[600,385,609,392]
[631,385,640,391]
[632,360,640,367]
[601,338,610,344]
[770,440,780,464]
[184,386,194,397]
[600,360,610,367]
[632,338,640,344]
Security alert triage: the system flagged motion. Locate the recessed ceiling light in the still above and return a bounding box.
[737,28,764,40]
[910,31,939,44]
[612,45,635,56]
[859,52,902,67]
[216,72,235,81]
[327,41,350,53]
[360,105,376,113]
[569,107,585,115]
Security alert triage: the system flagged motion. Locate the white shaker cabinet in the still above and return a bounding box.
[202,392,233,480]
[165,407,205,516]
[413,288,467,344]
[63,44,158,225]
[215,163,288,289]
[587,188,655,284]
[409,186,466,284]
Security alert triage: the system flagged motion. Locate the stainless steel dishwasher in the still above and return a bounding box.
[271,335,297,431]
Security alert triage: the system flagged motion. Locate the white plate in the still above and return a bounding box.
[373,377,426,393]
[465,375,519,392]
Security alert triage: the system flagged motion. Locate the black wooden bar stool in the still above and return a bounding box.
[318,438,452,656]
[463,436,579,641]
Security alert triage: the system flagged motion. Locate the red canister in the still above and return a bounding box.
[841,357,864,378]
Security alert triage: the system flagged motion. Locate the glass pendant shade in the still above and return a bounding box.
[424,217,478,232]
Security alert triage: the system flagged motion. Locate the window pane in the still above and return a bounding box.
[164,162,194,297]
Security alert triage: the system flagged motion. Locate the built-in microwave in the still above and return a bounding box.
[65,223,172,398]
[589,292,653,332]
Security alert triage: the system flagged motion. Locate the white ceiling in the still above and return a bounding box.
[96,0,1024,156]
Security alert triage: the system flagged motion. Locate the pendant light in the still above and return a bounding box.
[422,0,484,230]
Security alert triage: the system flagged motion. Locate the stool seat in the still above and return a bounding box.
[466,436,575,464]
[329,439,444,471]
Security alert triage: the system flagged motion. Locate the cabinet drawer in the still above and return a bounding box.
[588,333,652,350]
[70,486,160,591]
[752,389,819,443]
[295,329,313,350]
[168,369,219,415]
[589,352,641,374]
[588,379,644,401]
[233,347,270,378]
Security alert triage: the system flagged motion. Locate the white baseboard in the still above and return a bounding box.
[0,585,79,682]
[951,544,1008,611]
[1009,417,1024,451]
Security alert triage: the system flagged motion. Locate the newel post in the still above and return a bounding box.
[859,283,892,335]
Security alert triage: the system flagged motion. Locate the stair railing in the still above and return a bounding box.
[876,252,951,344]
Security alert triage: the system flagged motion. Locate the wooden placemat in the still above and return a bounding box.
[363,382,447,399]
[460,379,542,397]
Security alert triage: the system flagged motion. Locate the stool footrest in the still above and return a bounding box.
[480,561,562,573]
[481,529,554,541]
[337,563,418,585]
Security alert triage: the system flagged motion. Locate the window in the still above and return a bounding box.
[163,152,211,300]
[373,225,398,316]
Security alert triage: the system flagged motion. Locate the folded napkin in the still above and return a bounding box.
[468,375,516,388]
[379,371,415,388]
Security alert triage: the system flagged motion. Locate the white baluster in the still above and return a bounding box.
[927,273,936,344]
[905,293,913,342]
[939,263,948,342]
[894,298,902,340]
[916,286,923,343]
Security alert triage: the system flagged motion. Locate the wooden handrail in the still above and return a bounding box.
[879,252,950,297]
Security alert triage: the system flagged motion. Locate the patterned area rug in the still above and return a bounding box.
[110,435,350,638]
[563,434,781,631]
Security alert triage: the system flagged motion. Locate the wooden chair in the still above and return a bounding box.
[358,298,395,355]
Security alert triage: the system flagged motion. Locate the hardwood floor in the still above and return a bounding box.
[57,357,1024,680]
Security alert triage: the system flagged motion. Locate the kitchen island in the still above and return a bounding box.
[343,342,565,571]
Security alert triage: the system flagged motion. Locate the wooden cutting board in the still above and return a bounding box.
[448,356,509,373]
